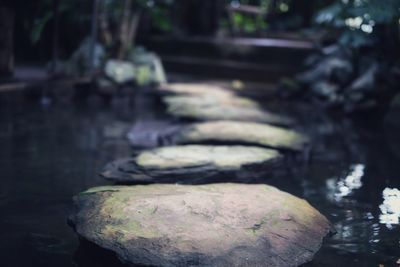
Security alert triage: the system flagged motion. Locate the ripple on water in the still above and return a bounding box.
[326,163,365,203]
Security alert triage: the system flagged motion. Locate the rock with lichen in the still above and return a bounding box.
[101,145,283,183]
[70,183,332,267]
[166,121,309,152]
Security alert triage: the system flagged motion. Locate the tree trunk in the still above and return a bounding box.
[0,6,14,77]
[118,0,133,59]
[98,0,113,47]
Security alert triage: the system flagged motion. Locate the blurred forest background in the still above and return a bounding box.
[1,0,400,113]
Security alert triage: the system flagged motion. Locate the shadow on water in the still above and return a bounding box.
[0,85,399,266]
[74,239,134,267]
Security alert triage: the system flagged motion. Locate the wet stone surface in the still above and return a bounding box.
[2,88,400,267]
[101,145,283,183]
[70,183,332,267]
[164,96,294,126]
[163,94,259,110]
[167,120,310,152]
[156,83,234,97]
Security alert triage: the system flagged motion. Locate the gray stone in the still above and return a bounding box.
[127,120,180,148]
[70,183,332,267]
[311,81,339,102]
[347,63,378,92]
[66,38,105,76]
[102,145,283,183]
[163,95,259,109]
[104,60,136,84]
[157,83,234,97]
[164,95,293,126]
[297,57,352,85]
[170,121,309,152]
[129,48,167,85]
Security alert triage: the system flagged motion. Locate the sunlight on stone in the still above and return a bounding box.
[326,164,365,202]
[379,188,400,227]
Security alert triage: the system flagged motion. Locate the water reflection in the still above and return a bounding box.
[326,164,365,202]
[379,188,400,227]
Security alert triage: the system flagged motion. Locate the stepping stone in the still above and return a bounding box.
[70,183,332,267]
[170,120,309,152]
[164,95,293,126]
[163,94,259,109]
[102,145,282,183]
[157,83,234,98]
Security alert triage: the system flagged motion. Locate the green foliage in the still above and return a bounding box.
[150,6,172,32]
[232,12,268,34]
[29,0,174,47]
[315,0,400,47]
[31,12,53,44]
[107,0,173,32]
[29,0,85,45]
[229,0,270,35]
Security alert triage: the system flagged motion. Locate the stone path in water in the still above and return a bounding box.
[163,94,293,126]
[101,145,283,183]
[70,82,332,266]
[169,120,309,152]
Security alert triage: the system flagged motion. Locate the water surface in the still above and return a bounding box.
[0,88,399,267]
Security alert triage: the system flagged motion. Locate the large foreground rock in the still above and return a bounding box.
[70,183,332,267]
[164,96,293,126]
[170,121,309,152]
[102,145,283,183]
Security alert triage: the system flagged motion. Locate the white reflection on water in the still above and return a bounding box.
[326,164,365,202]
[379,188,400,227]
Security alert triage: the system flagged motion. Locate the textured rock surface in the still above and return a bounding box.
[171,121,309,152]
[163,94,259,109]
[70,183,332,267]
[165,98,293,126]
[157,83,234,97]
[102,145,282,183]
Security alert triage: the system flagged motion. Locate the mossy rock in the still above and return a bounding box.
[70,183,332,267]
[102,145,283,183]
[171,121,309,152]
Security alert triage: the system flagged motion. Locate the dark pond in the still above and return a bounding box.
[0,85,399,267]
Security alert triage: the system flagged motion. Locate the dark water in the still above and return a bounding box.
[0,87,399,267]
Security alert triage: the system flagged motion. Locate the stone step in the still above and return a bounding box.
[138,36,315,81]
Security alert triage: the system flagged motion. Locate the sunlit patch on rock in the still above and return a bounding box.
[101,145,283,183]
[170,120,309,152]
[164,95,293,126]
